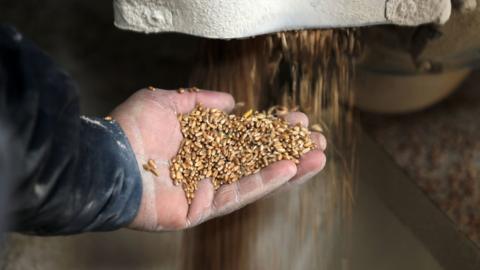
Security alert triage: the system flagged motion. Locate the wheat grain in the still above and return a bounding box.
[170,104,315,203]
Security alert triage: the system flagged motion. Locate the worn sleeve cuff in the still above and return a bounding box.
[73,116,142,232]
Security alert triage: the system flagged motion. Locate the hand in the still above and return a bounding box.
[111,88,327,231]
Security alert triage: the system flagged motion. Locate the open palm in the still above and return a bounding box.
[112,89,326,231]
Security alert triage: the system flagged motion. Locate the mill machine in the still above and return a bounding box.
[113,1,480,269]
[113,0,480,113]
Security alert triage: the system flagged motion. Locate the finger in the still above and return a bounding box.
[210,160,297,218]
[310,132,327,151]
[167,89,235,114]
[186,178,215,227]
[282,112,309,127]
[289,149,326,186]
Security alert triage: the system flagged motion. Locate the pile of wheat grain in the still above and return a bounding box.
[170,104,315,203]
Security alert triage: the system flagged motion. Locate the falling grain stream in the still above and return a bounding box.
[185,30,361,270]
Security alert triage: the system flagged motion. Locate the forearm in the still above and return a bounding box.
[0,24,142,235]
[12,117,142,235]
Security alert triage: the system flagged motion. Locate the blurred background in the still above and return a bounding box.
[1,0,480,269]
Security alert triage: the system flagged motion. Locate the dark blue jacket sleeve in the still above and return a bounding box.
[0,25,142,235]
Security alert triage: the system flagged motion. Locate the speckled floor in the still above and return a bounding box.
[363,71,480,247]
